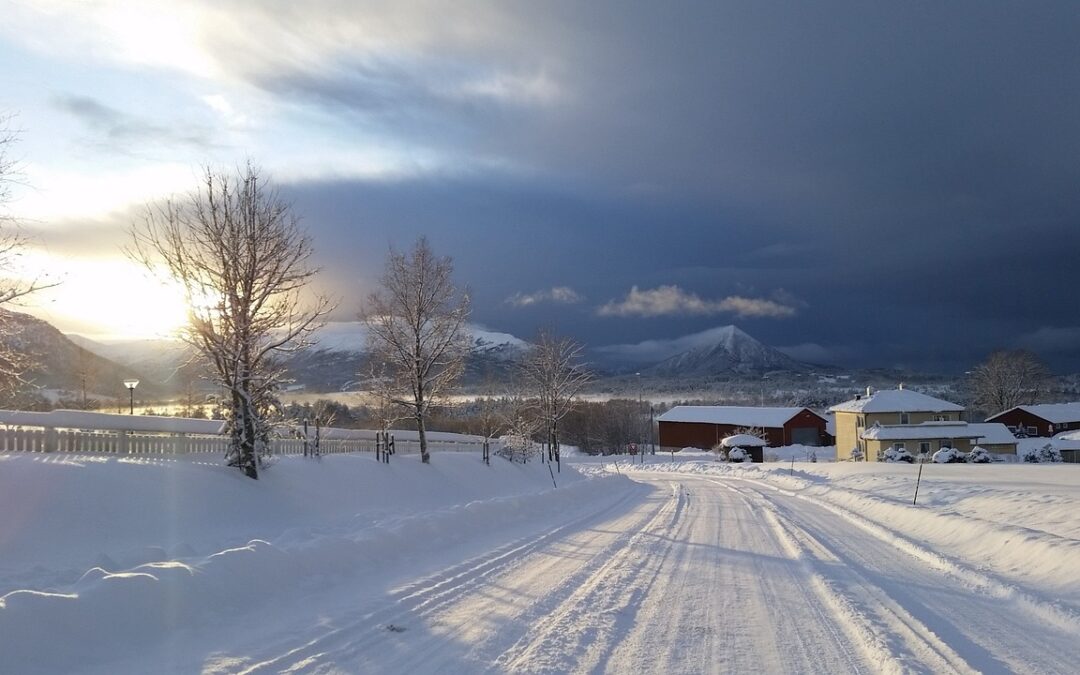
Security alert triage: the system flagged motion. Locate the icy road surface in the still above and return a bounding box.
[200,472,1080,674]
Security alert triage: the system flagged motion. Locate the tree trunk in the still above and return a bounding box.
[417,412,430,463]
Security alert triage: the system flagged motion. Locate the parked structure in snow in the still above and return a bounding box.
[831,386,966,461]
[656,405,830,453]
[720,433,767,463]
[985,402,1080,438]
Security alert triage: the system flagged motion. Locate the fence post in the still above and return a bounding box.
[44,427,57,453]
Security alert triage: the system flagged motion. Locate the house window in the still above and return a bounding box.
[857,416,865,429]
[919,442,931,455]
[892,442,905,451]
[938,440,951,450]
[934,415,948,422]
[900,412,910,424]
[1026,426,1038,436]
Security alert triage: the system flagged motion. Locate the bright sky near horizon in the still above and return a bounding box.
[3,1,1080,370]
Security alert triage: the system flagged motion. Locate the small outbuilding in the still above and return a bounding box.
[657,405,830,452]
[720,433,767,463]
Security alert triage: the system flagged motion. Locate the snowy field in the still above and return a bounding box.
[2,450,1080,673]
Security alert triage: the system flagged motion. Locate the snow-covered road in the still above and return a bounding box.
[178,470,1080,674]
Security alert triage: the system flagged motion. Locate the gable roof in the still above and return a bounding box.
[989,402,1080,425]
[656,405,821,428]
[830,388,964,414]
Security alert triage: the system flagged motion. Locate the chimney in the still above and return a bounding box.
[866,386,872,397]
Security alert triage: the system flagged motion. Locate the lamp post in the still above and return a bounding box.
[123,379,139,415]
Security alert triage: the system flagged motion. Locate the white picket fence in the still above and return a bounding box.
[0,409,488,457]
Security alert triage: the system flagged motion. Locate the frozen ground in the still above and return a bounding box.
[1,451,1079,673]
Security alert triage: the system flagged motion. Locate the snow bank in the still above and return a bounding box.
[0,452,633,673]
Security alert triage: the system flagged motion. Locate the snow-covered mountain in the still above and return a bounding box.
[71,321,531,393]
[643,325,807,377]
[2,310,163,400]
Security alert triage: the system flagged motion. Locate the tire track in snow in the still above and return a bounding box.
[234,482,651,674]
[741,485,976,675]
[731,478,1080,674]
[600,476,868,674]
[489,481,686,673]
[734,474,1080,635]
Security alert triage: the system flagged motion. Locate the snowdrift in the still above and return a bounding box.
[0,452,633,674]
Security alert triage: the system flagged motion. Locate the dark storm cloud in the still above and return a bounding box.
[72,1,1080,371]
[52,95,215,154]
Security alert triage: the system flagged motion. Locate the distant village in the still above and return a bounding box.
[657,386,1080,464]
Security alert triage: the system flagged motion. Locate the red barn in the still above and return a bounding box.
[986,403,1080,437]
[657,406,830,454]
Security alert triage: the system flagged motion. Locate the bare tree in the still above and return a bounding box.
[0,113,55,402]
[130,164,331,479]
[362,237,470,463]
[968,349,1050,415]
[519,329,592,470]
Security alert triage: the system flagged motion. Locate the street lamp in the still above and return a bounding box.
[123,379,139,415]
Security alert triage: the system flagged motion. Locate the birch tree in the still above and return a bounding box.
[519,330,592,470]
[362,237,470,463]
[130,164,330,479]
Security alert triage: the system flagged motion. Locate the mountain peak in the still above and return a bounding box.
[641,324,806,377]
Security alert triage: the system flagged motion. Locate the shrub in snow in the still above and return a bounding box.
[727,447,750,463]
[966,446,992,463]
[883,446,914,463]
[849,447,864,462]
[1022,444,1063,463]
[497,434,539,463]
[932,447,963,464]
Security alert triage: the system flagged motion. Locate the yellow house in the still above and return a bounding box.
[831,386,964,461]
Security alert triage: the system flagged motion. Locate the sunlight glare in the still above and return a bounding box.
[20,252,190,341]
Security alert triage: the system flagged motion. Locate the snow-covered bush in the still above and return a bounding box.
[883,446,914,463]
[497,434,539,463]
[849,447,864,462]
[966,446,992,463]
[932,447,963,463]
[1022,443,1062,463]
[727,446,750,463]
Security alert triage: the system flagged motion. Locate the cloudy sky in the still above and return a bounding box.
[2,1,1079,372]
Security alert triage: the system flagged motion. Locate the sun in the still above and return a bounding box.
[20,253,190,341]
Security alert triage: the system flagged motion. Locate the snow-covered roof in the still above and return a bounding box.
[656,405,821,428]
[991,402,1080,424]
[966,423,1018,446]
[720,433,767,447]
[1052,431,1080,449]
[830,388,964,414]
[0,409,226,435]
[861,422,981,441]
